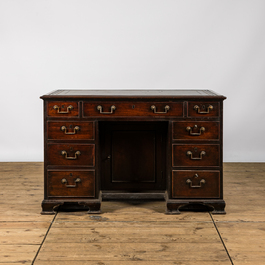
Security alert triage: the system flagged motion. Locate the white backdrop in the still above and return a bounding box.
[0,0,265,162]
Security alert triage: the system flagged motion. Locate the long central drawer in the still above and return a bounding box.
[83,102,184,117]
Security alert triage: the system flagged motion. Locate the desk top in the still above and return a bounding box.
[41,89,226,100]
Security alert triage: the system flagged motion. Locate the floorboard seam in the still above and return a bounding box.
[31,212,57,265]
[210,213,234,265]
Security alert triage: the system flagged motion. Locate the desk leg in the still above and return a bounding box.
[166,195,226,214]
[79,192,102,214]
[78,201,101,214]
[41,200,63,215]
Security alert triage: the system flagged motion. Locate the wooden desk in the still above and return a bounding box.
[40,89,226,214]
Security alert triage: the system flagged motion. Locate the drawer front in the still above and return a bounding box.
[172,144,220,167]
[48,101,79,117]
[47,144,95,166]
[188,102,219,117]
[172,121,219,140]
[47,170,95,198]
[83,102,183,117]
[172,170,220,198]
[47,121,95,140]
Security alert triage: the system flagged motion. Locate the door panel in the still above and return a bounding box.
[100,122,167,191]
[111,131,156,183]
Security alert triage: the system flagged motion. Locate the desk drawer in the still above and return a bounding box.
[83,102,183,117]
[48,101,79,117]
[188,102,219,117]
[47,170,95,198]
[172,170,220,198]
[47,121,95,140]
[172,121,219,140]
[47,144,95,166]
[172,144,220,167]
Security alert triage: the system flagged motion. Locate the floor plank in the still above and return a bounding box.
[0,245,38,263]
[0,162,49,264]
[1,162,265,264]
[34,261,231,265]
[215,222,265,265]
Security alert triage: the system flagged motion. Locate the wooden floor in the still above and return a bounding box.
[0,163,264,265]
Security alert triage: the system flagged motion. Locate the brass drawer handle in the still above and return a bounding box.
[61,177,81,188]
[186,150,206,160]
[97,105,116,114]
[61,150,81,159]
[150,105,170,114]
[61,126,80,135]
[53,105,73,114]
[186,125,205,136]
[186,175,206,188]
[194,105,213,114]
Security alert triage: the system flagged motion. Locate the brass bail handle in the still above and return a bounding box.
[193,104,213,114]
[150,105,170,114]
[97,105,116,114]
[186,174,206,188]
[186,125,205,136]
[61,126,80,135]
[61,150,81,160]
[53,105,73,114]
[186,150,206,160]
[61,177,81,188]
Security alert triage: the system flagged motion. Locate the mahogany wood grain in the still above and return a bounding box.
[47,170,95,198]
[172,144,220,167]
[172,121,220,140]
[47,121,94,140]
[172,170,220,198]
[187,102,219,117]
[47,144,95,166]
[83,101,183,117]
[47,101,79,117]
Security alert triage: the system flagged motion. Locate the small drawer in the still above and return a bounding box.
[47,121,95,140]
[172,121,220,140]
[47,170,95,198]
[47,144,95,166]
[172,170,220,198]
[188,102,219,117]
[172,144,220,167]
[83,102,183,117]
[48,101,79,117]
